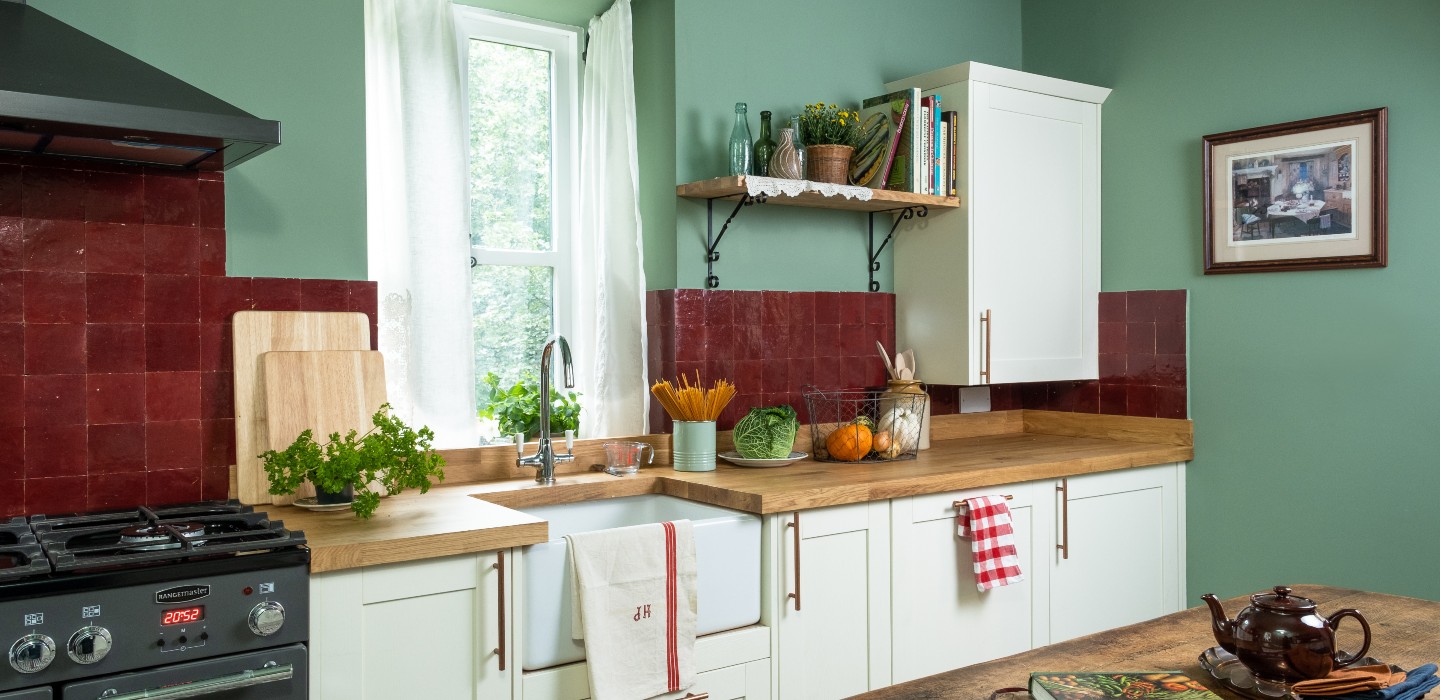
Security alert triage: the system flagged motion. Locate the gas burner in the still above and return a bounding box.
[118,522,208,551]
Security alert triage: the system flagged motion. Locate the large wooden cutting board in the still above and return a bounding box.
[261,351,388,506]
[233,311,372,505]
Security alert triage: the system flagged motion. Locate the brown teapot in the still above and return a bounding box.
[1201,586,1371,683]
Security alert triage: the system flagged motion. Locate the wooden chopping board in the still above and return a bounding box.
[260,351,388,506]
[233,310,372,505]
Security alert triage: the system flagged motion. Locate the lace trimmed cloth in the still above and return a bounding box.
[744,175,873,201]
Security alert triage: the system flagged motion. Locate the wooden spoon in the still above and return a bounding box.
[876,341,898,380]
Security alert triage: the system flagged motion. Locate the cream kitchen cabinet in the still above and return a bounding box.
[517,626,771,700]
[773,502,892,699]
[310,551,511,699]
[890,63,1110,385]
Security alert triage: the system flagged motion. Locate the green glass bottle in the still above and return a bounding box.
[727,102,753,176]
[753,111,776,176]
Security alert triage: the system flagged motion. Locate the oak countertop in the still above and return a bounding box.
[261,411,1193,573]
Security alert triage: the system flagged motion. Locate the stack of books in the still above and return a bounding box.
[855,87,957,197]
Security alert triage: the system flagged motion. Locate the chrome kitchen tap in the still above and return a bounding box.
[515,335,575,485]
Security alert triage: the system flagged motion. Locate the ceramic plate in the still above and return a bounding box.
[717,451,807,468]
[292,497,353,512]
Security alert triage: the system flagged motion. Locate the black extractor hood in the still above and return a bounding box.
[0,0,280,170]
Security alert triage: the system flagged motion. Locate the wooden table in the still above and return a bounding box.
[854,586,1439,700]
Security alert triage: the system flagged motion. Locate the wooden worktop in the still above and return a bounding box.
[852,586,1438,700]
[259,411,1192,572]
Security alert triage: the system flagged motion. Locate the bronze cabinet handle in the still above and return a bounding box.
[787,512,801,611]
[952,495,1013,512]
[493,551,506,671]
[683,694,710,699]
[1056,479,1069,560]
[979,309,993,382]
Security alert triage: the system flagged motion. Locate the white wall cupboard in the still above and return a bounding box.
[889,63,1110,385]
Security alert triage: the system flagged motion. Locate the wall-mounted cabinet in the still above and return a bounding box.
[891,63,1110,385]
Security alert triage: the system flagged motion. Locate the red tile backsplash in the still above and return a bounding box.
[0,158,379,516]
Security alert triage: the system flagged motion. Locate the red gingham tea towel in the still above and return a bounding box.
[956,496,1025,592]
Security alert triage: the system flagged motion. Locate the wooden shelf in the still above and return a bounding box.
[676,175,960,213]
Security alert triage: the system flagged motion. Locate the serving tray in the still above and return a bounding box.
[1198,646,1393,700]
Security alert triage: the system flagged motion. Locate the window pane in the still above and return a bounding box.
[468,39,552,252]
[473,264,554,393]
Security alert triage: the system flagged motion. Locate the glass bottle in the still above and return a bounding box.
[789,115,807,179]
[753,111,776,177]
[728,102,753,176]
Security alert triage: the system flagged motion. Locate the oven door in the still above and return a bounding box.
[0,688,52,699]
[59,644,306,700]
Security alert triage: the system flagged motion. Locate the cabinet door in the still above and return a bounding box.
[890,484,1046,682]
[776,502,891,699]
[1048,464,1182,643]
[972,82,1099,383]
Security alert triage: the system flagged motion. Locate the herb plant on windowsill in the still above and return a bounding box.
[261,403,446,519]
[478,371,582,442]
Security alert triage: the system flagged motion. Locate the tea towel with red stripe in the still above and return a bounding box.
[567,520,697,700]
[956,496,1025,591]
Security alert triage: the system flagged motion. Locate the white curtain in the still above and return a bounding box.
[574,0,649,437]
[364,0,477,447]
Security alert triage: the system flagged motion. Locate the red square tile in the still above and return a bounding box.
[988,384,1014,411]
[761,325,791,360]
[147,420,202,469]
[250,277,301,311]
[812,358,843,391]
[1019,383,1049,410]
[25,323,86,374]
[201,418,237,468]
[1156,321,1186,356]
[0,271,19,323]
[1154,354,1187,389]
[788,323,814,359]
[841,358,869,390]
[1156,387,1187,419]
[1098,322,1127,356]
[673,361,702,384]
[200,373,233,420]
[761,291,789,326]
[814,324,841,358]
[733,359,764,396]
[146,324,201,372]
[85,170,145,224]
[1128,353,1155,386]
[840,324,867,358]
[864,293,887,325]
[87,273,145,323]
[202,465,231,500]
[788,358,815,392]
[703,325,733,362]
[25,374,86,426]
[0,166,18,217]
[0,481,21,518]
[704,290,733,326]
[198,170,224,183]
[25,475,87,515]
[23,167,87,221]
[1099,384,1127,415]
[0,376,22,428]
[1126,290,1157,323]
[301,279,350,312]
[0,428,22,481]
[0,323,21,375]
[199,179,225,229]
[838,292,866,325]
[200,276,252,323]
[198,228,226,276]
[1073,381,1101,413]
[0,216,22,270]
[674,325,703,362]
[703,359,733,389]
[87,324,145,373]
[22,218,86,271]
[788,292,815,327]
[929,385,960,415]
[88,423,147,473]
[200,324,233,372]
[1126,322,1155,355]
[1125,385,1157,417]
[1155,289,1187,325]
[88,472,148,511]
[347,280,378,320]
[732,291,761,324]
[815,292,841,325]
[1099,353,1126,384]
[144,225,201,275]
[147,468,203,505]
[145,274,199,323]
[144,172,200,227]
[23,270,85,323]
[1098,291,1126,324]
[733,324,763,360]
[674,288,705,327]
[26,424,87,477]
[86,222,146,273]
[147,371,201,421]
[657,326,675,364]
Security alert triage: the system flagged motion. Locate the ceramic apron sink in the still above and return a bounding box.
[518,494,761,671]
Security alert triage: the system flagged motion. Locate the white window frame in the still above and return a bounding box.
[452,5,581,374]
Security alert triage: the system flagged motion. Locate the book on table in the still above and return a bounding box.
[1030,671,1224,700]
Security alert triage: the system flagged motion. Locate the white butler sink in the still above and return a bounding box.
[518,494,761,671]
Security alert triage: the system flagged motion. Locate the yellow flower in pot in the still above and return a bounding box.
[799,102,861,185]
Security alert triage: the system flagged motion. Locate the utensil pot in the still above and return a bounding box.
[672,420,717,472]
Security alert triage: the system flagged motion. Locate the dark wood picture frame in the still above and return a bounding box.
[1202,108,1387,274]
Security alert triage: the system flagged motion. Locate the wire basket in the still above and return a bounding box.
[803,387,925,463]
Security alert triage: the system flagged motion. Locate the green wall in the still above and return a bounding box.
[31,0,368,280]
[661,0,1024,291]
[1023,0,1440,600]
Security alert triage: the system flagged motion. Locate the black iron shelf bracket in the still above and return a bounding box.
[867,205,928,291]
[705,193,766,288]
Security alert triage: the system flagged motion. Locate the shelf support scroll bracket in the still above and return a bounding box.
[867,205,927,292]
[705,193,765,289]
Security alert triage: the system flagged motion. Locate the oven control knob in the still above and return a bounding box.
[66,626,112,665]
[247,601,286,637]
[8,633,56,674]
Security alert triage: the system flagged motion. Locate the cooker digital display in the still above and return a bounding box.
[161,606,204,626]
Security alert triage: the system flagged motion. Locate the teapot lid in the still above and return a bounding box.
[1251,586,1316,612]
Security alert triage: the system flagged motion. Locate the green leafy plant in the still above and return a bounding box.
[732,404,799,459]
[477,371,582,440]
[799,102,861,147]
[261,403,446,519]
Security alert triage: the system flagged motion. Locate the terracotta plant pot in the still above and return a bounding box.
[807,144,854,185]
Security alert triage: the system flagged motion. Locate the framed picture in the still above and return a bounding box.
[1203,108,1387,274]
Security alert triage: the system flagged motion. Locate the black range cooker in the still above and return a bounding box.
[0,502,309,700]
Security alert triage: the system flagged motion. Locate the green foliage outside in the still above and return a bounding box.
[478,371,582,441]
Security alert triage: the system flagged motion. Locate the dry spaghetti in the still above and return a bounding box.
[650,372,736,422]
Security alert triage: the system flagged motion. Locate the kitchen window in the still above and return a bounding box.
[453,8,580,440]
